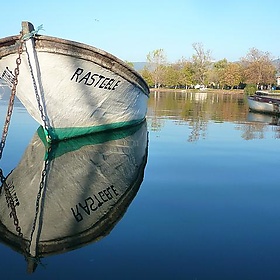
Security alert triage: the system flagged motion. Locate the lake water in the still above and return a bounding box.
[0,90,280,280]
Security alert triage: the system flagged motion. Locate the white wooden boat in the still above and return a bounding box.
[0,122,148,273]
[247,95,280,114]
[0,22,149,142]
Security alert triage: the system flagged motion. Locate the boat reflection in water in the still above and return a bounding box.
[247,112,280,126]
[0,121,148,273]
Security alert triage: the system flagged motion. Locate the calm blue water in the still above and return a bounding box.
[0,90,280,279]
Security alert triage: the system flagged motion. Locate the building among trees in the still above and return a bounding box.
[276,72,280,87]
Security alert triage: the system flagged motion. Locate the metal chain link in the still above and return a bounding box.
[0,171,24,238]
[0,31,53,264]
[0,140,52,264]
[0,34,24,160]
[0,32,26,253]
[24,44,52,142]
[28,146,51,253]
[0,173,27,260]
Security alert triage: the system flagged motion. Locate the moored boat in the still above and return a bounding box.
[247,94,280,115]
[0,22,149,142]
[0,121,148,273]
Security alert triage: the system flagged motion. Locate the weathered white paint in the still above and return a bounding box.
[247,96,280,114]
[17,51,148,128]
[0,22,149,141]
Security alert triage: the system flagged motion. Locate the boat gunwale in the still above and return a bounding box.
[248,95,280,115]
[0,33,150,97]
[248,95,280,105]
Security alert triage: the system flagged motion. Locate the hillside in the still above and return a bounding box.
[133,59,280,71]
[132,62,146,71]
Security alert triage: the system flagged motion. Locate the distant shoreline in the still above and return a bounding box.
[149,88,245,94]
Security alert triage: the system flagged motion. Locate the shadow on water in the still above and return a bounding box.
[0,121,148,274]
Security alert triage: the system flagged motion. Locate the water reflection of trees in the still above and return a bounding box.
[236,115,280,140]
[147,91,280,141]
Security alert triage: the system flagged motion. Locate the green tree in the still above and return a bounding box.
[244,84,257,95]
[162,64,180,88]
[211,59,228,88]
[125,61,134,68]
[140,67,153,87]
[176,58,194,89]
[146,49,167,88]
[191,42,212,86]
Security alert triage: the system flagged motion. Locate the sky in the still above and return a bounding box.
[1,0,279,63]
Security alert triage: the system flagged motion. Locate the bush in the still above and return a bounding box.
[244,84,257,95]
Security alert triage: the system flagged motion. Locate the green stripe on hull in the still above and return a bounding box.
[41,119,146,143]
[37,120,146,160]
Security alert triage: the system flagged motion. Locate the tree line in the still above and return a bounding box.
[139,43,279,93]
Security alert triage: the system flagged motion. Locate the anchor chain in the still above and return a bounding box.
[0,32,26,254]
[24,43,52,142]
[0,34,24,160]
[0,171,24,239]
[0,28,51,264]
[27,146,51,259]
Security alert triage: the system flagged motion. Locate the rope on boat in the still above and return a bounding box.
[21,24,44,41]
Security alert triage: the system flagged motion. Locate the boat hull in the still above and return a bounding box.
[0,23,149,141]
[247,96,280,114]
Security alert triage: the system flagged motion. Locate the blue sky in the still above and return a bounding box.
[1,0,279,63]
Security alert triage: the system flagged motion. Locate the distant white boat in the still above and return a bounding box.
[0,122,148,273]
[0,21,149,142]
[247,94,280,115]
